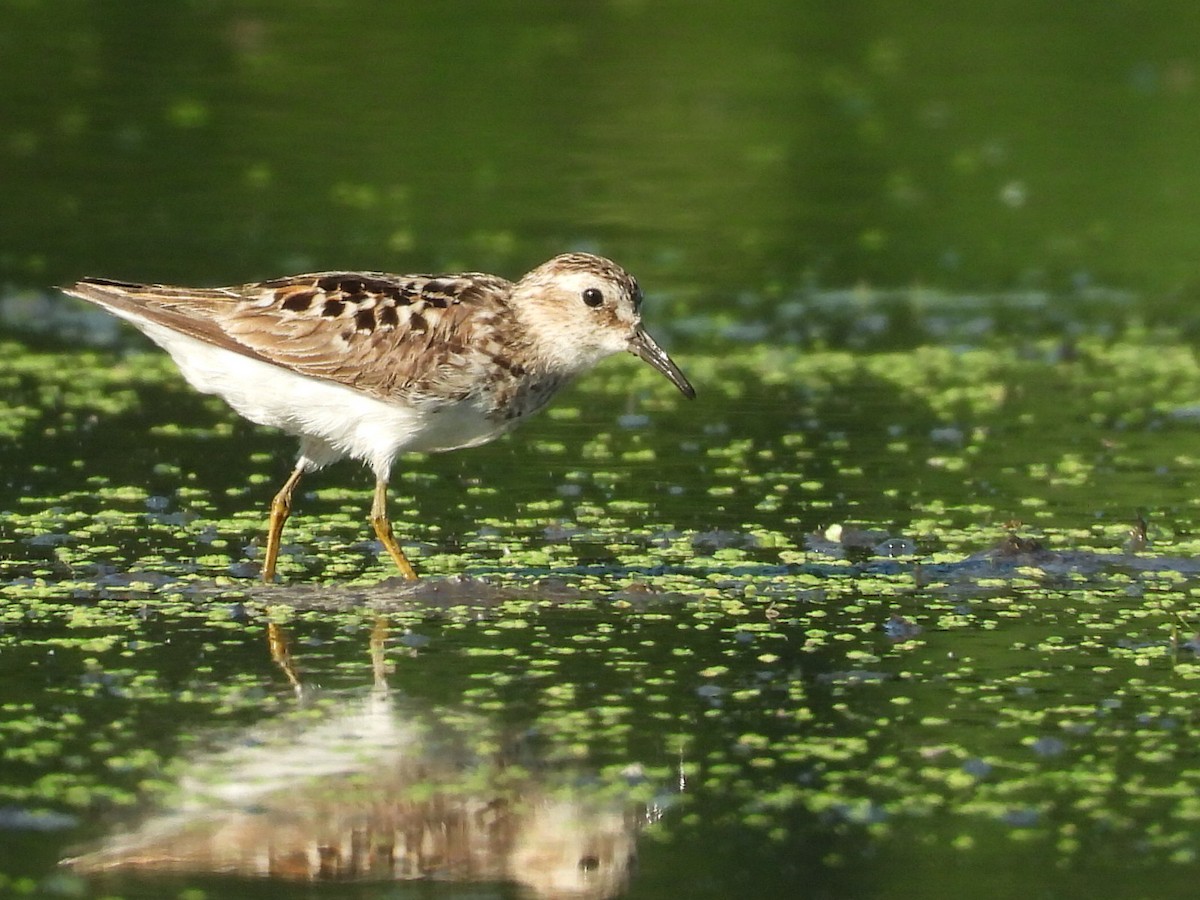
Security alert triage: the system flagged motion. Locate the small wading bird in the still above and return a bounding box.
[64,253,695,582]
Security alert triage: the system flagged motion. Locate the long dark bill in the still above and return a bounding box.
[629,326,696,399]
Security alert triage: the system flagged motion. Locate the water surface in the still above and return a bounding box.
[3,3,1200,899]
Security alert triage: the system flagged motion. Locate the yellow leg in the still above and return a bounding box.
[370,477,418,580]
[266,621,302,691]
[262,464,306,583]
[370,616,390,689]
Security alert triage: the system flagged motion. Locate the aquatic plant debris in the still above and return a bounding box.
[2,334,1200,896]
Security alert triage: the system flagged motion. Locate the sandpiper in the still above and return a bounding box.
[63,253,694,582]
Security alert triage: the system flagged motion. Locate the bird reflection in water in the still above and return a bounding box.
[63,617,649,899]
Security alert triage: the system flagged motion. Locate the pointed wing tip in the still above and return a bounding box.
[61,277,144,299]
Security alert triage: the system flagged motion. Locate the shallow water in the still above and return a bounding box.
[3,3,1200,899]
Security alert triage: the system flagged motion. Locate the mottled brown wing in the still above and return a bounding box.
[226,271,520,401]
[66,271,517,402]
[63,278,258,359]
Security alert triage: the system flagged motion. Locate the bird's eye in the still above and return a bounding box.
[581,287,604,308]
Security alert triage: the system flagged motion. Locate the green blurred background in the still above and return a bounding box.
[6,0,1200,329]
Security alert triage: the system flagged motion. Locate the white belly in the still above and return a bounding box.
[127,318,509,475]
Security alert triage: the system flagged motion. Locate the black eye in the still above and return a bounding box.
[581,287,604,308]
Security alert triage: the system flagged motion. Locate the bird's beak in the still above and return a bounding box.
[628,325,696,399]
